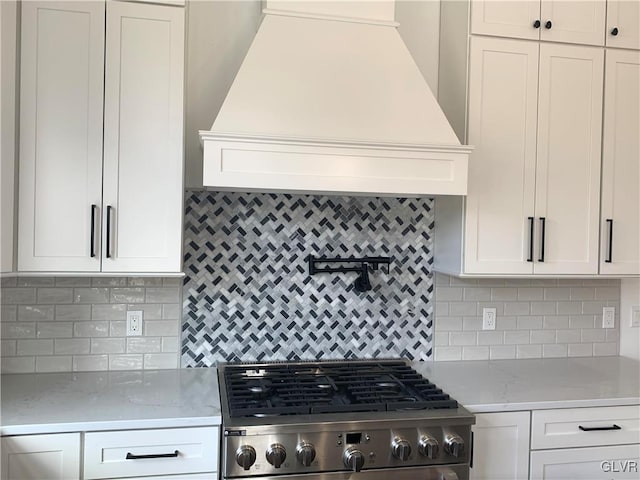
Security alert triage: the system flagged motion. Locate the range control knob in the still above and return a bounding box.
[296,442,316,467]
[266,443,287,468]
[343,447,365,472]
[235,445,257,471]
[444,434,465,458]
[418,435,439,459]
[391,437,412,461]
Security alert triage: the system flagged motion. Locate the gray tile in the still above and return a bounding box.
[18,305,54,322]
[463,287,491,301]
[110,288,145,303]
[582,329,606,343]
[516,316,543,330]
[73,321,109,337]
[516,344,542,359]
[145,288,180,303]
[434,332,449,346]
[543,344,568,358]
[1,322,36,339]
[517,288,543,301]
[544,287,570,301]
[144,353,178,369]
[37,288,73,304]
[530,302,557,315]
[606,329,619,343]
[17,339,54,356]
[543,316,569,329]
[126,337,162,353]
[73,288,109,304]
[557,302,582,315]
[593,342,618,356]
[73,354,108,371]
[1,340,17,356]
[568,343,593,357]
[92,277,127,287]
[476,302,504,316]
[569,315,596,329]
[582,301,607,315]
[594,287,620,300]
[449,277,479,287]
[449,332,477,346]
[55,277,92,287]
[1,357,36,373]
[110,321,126,337]
[162,277,183,287]
[55,305,91,321]
[530,330,556,344]
[504,302,530,316]
[55,338,90,355]
[436,287,463,301]
[1,288,37,304]
[91,338,126,354]
[489,345,516,360]
[0,277,17,287]
[36,356,72,372]
[505,331,530,345]
[462,346,489,360]
[556,329,581,344]
[92,304,127,320]
[496,316,517,330]
[109,354,143,370]
[17,277,54,287]
[143,320,179,337]
[462,317,483,331]
[161,337,179,353]
[435,317,463,332]
[434,347,462,361]
[504,279,533,287]
[581,279,612,286]
[491,288,518,301]
[130,304,163,320]
[128,277,163,287]
[558,279,586,287]
[434,302,449,316]
[37,322,73,339]
[477,331,504,345]
[1,305,17,322]
[449,302,477,316]
[570,287,596,300]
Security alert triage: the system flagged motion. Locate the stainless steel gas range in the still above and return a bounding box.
[218,359,475,480]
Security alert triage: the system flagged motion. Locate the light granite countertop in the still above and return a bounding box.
[1,368,222,435]
[2,358,639,436]
[413,356,640,413]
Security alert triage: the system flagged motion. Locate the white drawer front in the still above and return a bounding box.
[84,427,219,479]
[532,406,640,449]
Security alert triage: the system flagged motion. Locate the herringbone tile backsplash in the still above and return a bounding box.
[181,191,435,366]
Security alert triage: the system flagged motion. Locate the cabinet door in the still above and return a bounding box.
[471,0,541,40]
[530,444,640,479]
[534,43,603,275]
[540,0,606,46]
[470,412,531,480]
[18,1,104,272]
[102,1,184,273]
[606,0,640,50]
[465,37,538,274]
[1,433,81,480]
[600,49,640,275]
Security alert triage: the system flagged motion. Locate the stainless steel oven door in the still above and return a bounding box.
[237,464,468,480]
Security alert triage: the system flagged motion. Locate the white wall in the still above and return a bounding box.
[395,0,441,95]
[184,0,262,188]
[0,0,17,273]
[620,278,640,360]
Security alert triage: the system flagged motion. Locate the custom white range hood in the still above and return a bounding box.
[200,0,472,196]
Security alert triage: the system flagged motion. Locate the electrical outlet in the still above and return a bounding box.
[602,307,615,329]
[482,308,497,330]
[126,311,143,336]
[631,306,640,328]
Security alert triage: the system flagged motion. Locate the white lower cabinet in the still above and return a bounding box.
[83,426,219,479]
[530,445,640,479]
[470,412,531,480]
[1,433,81,480]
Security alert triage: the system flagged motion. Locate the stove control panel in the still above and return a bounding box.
[223,422,472,477]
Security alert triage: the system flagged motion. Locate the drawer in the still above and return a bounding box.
[532,405,640,449]
[84,426,219,479]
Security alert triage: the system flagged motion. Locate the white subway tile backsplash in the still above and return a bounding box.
[491,288,518,301]
[543,316,569,329]
[530,330,556,344]
[569,315,596,329]
[2,322,36,339]
[463,287,491,301]
[477,331,504,345]
[436,287,463,301]
[568,343,593,357]
[73,354,109,371]
[582,329,606,343]
[2,339,17,356]
[18,305,55,322]
[109,354,143,370]
[436,317,463,331]
[161,336,179,353]
[17,277,54,287]
[449,302,478,316]
[132,304,163,320]
[74,321,109,338]
[144,320,179,337]
[36,356,72,372]
[55,338,90,355]
[17,339,54,356]
[37,288,73,304]
[126,337,162,353]
[92,304,127,320]
[504,331,530,345]
[516,344,542,359]
[73,288,109,304]
[462,317,483,331]
[145,288,180,303]
[434,332,449,346]
[516,316,543,330]
[2,288,37,304]
[517,288,543,301]
[110,288,145,303]
[1,305,17,322]
[143,353,178,369]
[530,302,557,315]
[92,277,127,287]
[556,329,581,344]
[434,346,462,361]
[582,301,607,315]
[593,342,618,356]
[557,302,582,314]
[504,302,530,316]
[496,316,517,330]
[37,322,73,339]
[462,346,489,360]
[128,277,163,287]
[91,338,126,354]
[449,332,477,346]
[162,303,180,319]
[489,345,516,360]
[2,356,36,373]
[570,287,596,300]
[54,277,92,287]
[543,287,570,300]
[55,304,91,321]
[543,344,567,358]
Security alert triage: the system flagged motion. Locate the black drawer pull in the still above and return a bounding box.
[126,450,179,460]
[538,217,546,262]
[90,204,97,258]
[527,216,535,262]
[605,218,613,263]
[106,205,113,258]
[579,424,621,432]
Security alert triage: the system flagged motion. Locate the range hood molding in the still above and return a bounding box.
[200,1,472,197]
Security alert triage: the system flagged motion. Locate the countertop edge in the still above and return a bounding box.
[0,415,223,436]
[465,397,640,414]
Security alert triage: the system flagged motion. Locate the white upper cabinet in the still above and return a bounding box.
[18,0,184,274]
[539,0,606,46]
[465,36,539,274]
[18,1,105,272]
[606,0,640,49]
[533,43,603,275]
[471,0,606,46]
[102,1,184,273]
[600,49,640,275]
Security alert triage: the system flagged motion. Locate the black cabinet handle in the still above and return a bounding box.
[611,27,619,36]
[527,217,535,262]
[606,219,613,263]
[538,217,546,262]
[126,450,179,460]
[533,20,541,28]
[106,205,113,258]
[579,424,621,432]
[545,20,552,29]
[90,204,97,258]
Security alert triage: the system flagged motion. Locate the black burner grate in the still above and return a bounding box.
[223,361,458,418]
